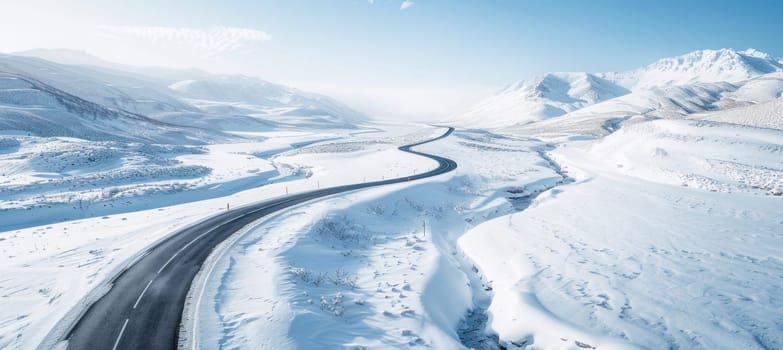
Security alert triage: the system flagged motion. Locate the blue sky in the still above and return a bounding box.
[2,0,782,119]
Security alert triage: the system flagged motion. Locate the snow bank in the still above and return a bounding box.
[587,119,783,195]
[695,98,783,130]
[459,119,783,349]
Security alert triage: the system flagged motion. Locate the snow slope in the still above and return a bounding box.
[458,73,629,128]
[509,81,738,138]
[460,119,783,349]
[0,73,226,144]
[0,54,195,116]
[4,50,366,131]
[167,75,364,130]
[511,71,783,138]
[607,48,783,89]
[695,97,783,129]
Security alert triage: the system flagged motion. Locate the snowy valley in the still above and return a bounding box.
[0,46,782,350]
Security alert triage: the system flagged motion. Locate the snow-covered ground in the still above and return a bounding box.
[190,129,566,349]
[190,117,782,350]
[6,118,779,350]
[2,47,782,350]
[0,123,441,350]
[460,119,783,349]
[0,130,343,230]
[694,97,783,130]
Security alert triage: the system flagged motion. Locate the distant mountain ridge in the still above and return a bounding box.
[0,72,223,144]
[456,48,783,129]
[168,75,364,124]
[605,48,783,88]
[458,72,629,128]
[0,49,366,142]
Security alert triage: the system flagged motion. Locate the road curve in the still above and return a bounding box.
[62,127,457,350]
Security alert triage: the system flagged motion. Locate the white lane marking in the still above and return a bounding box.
[133,279,154,309]
[155,211,266,275]
[156,251,179,274]
[112,318,129,350]
[156,224,222,274]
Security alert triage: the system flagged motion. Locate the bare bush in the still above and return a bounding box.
[290,266,358,289]
[320,292,345,317]
[313,215,375,246]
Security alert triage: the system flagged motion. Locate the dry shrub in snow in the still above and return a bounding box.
[313,215,375,246]
[320,293,345,317]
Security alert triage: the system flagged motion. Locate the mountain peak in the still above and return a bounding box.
[458,72,629,128]
[621,48,783,88]
[739,48,773,59]
[454,48,783,129]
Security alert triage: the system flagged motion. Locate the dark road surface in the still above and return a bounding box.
[63,127,457,350]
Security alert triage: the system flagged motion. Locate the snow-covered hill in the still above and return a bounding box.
[607,48,783,89]
[695,96,783,130]
[0,73,226,144]
[511,72,783,138]
[456,48,783,130]
[2,50,365,134]
[458,72,629,128]
[0,54,196,117]
[166,75,364,129]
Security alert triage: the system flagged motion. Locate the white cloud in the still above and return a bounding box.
[97,25,271,53]
[400,0,415,10]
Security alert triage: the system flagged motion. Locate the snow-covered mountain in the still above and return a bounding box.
[457,48,783,129]
[607,48,783,89]
[167,75,365,128]
[0,72,226,144]
[0,54,196,117]
[458,72,629,128]
[1,50,365,136]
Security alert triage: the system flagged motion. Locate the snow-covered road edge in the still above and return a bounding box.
[178,210,273,350]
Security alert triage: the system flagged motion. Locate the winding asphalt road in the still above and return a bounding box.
[63,127,457,350]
